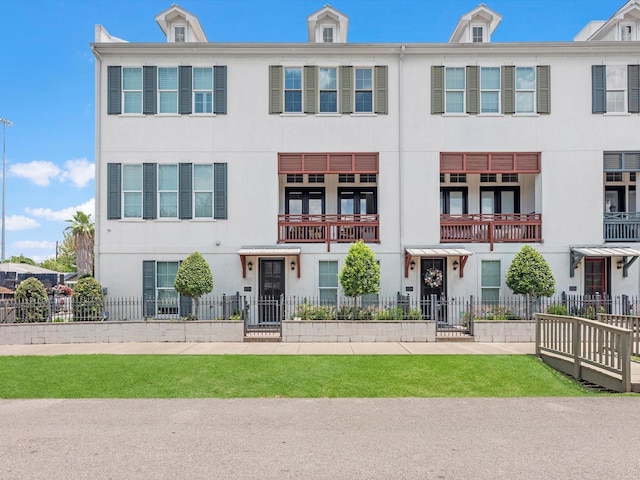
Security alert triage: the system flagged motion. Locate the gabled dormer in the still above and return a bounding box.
[155,4,207,43]
[449,3,502,44]
[307,4,348,43]
[576,1,640,41]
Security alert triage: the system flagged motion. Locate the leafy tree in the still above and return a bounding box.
[3,254,36,266]
[174,252,213,320]
[39,232,76,273]
[339,240,380,302]
[14,277,49,322]
[65,211,94,277]
[72,276,104,321]
[506,245,556,318]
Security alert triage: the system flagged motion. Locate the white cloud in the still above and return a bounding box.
[60,158,94,188]
[5,215,40,231]
[12,240,57,249]
[10,161,61,186]
[26,198,95,222]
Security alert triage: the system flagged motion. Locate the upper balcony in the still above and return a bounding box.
[604,212,640,241]
[278,214,379,251]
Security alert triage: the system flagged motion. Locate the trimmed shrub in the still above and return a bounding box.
[72,276,104,321]
[547,304,568,315]
[14,277,49,323]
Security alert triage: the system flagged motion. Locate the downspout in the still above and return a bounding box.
[91,44,102,280]
[398,45,405,286]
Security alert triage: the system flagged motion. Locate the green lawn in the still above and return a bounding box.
[0,354,598,399]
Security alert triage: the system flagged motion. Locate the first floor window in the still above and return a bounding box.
[158,164,178,218]
[481,260,501,303]
[515,67,535,113]
[319,261,338,304]
[158,67,178,113]
[122,164,142,218]
[355,68,373,112]
[194,164,213,217]
[445,67,465,113]
[122,67,142,114]
[284,67,302,112]
[193,67,213,113]
[157,261,179,315]
[319,67,337,112]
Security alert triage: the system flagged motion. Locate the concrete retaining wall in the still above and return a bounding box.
[282,320,436,342]
[473,321,536,342]
[0,321,244,345]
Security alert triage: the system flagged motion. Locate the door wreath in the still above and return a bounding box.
[424,268,443,288]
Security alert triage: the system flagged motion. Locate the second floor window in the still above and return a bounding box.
[122,164,142,218]
[319,68,338,112]
[445,67,465,113]
[193,164,213,218]
[158,67,178,114]
[193,67,213,113]
[284,67,303,113]
[515,67,535,113]
[158,164,178,218]
[122,67,143,114]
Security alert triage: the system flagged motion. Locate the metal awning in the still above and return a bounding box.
[570,246,640,278]
[237,247,301,278]
[404,247,473,278]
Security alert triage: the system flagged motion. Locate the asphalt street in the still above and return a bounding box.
[1,397,638,479]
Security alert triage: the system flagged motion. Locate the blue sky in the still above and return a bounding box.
[0,0,624,263]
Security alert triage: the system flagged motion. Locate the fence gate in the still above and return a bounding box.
[428,295,473,338]
[243,295,283,338]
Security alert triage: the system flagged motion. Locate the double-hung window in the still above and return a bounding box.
[156,261,179,315]
[284,67,302,113]
[472,26,484,43]
[445,67,465,113]
[355,68,373,113]
[481,261,501,303]
[193,67,213,114]
[158,164,178,218]
[515,67,535,113]
[606,65,626,113]
[122,165,142,218]
[193,164,213,218]
[480,67,500,113]
[319,261,338,305]
[158,67,178,113]
[319,67,338,113]
[322,27,334,43]
[122,67,143,114]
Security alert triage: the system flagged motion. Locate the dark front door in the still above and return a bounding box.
[259,259,284,324]
[421,258,446,322]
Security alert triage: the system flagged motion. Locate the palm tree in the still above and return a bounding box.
[65,211,95,277]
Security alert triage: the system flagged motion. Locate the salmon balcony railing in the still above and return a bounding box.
[278,214,380,251]
[440,213,542,251]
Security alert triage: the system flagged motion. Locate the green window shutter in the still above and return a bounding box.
[179,163,192,219]
[180,294,192,317]
[340,66,353,114]
[466,66,479,114]
[143,163,157,219]
[269,66,283,114]
[431,66,444,114]
[628,65,640,114]
[214,66,227,114]
[142,261,156,318]
[592,65,606,114]
[143,66,157,115]
[536,65,551,114]
[179,66,192,114]
[107,66,121,115]
[214,162,227,219]
[107,163,122,219]
[501,66,515,114]
[374,65,388,114]
[304,66,317,114]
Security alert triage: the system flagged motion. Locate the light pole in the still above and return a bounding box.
[0,118,13,262]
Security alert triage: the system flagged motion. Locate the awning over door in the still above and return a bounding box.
[404,247,473,278]
[570,246,640,278]
[238,247,301,278]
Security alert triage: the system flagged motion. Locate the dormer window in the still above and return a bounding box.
[322,26,334,43]
[472,25,484,43]
[621,24,633,41]
[174,25,186,43]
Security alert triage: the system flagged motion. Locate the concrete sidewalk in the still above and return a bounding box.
[0,341,535,356]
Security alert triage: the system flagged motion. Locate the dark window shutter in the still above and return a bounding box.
[501,66,515,114]
[107,66,121,115]
[179,66,192,114]
[340,66,353,114]
[179,163,193,219]
[143,163,157,219]
[107,163,122,219]
[466,66,479,114]
[592,65,606,114]
[214,162,227,220]
[304,66,317,114]
[180,295,192,317]
[374,66,388,114]
[142,261,156,318]
[536,65,551,114]
[269,66,283,114]
[628,65,640,114]
[143,66,157,115]
[214,66,227,114]
[431,66,444,114]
